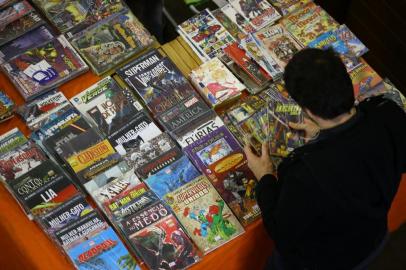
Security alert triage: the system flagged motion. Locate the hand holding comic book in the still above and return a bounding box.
[288,117,320,143]
[243,142,275,180]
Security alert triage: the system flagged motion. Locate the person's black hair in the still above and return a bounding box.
[283,48,355,119]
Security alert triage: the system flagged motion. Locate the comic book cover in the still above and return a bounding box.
[155,94,209,133]
[112,190,158,222]
[2,35,88,100]
[254,23,302,69]
[107,111,162,155]
[144,155,201,199]
[0,91,14,122]
[218,4,255,35]
[0,11,44,46]
[190,58,244,107]
[70,76,143,135]
[0,0,33,27]
[178,9,235,61]
[269,0,312,16]
[121,201,200,270]
[39,194,93,237]
[27,102,73,132]
[9,159,79,217]
[349,60,383,97]
[70,9,153,75]
[0,128,27,155]
[335,24,368,57]
[218,111,245,148]
[165,175,244,254]
[31,0,125,37]
[212,7,247,41]
[124,133,183,180]
[0,141,46,182]
[117,54,196,116]
[229,0,281,30]
[223,42,271,86]
[183,126,260,226]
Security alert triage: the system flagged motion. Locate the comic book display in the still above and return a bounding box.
[121,201,200,269]
[70,9,153,75]
[2,35,88,100]
[165,175,244,254]
[184,126,260,226]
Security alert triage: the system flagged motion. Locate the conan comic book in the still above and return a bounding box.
[0,141,46,182]
[190,57,244,107]
[9,159,79,217]
[107,111,162,155]
[178,9,235,61]
[229,0,281,30]
[165,175,244,254]
[124,133,183,180]
[349,60,383,97]
[2,35,88,100]
[144,155,201,199]
[70,9,153,75]
[0,128,27,155]
[269,0,312,16]
[218,4,255,35]
[335,24,368,57]
[0,91,14,122]
[39,194,93,237]
[0,25,54,63]
[70,76,143,136]
[31,0,125,37]
[254,23,302,69]
[117,53,196,116]
[121,201,200,270]
[183,126,260,226]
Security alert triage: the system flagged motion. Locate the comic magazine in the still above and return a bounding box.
[27,102,73,132]
[31,0,125,37]
[0,91,14,122]
[70,9,153,75]
[212,7,247,41]
[0,1,33,28]
[0,141,46,182]
[2,35,88,101]
[39,194,93,237]
[183,126,260,226]
[107,111,162,155]
[218,4,255,35]
[218,111,246,148]
[269,0,312,16]
[335,24,368,57]
[178,9,235,61]
[117,53,196,116]
[349,60,383,97]
[112,190,158,222]
[254,23,302,69]
[70,76,143,135]
[121,201,200,270]
[9,159,79,217]
[229,0,281,30]
[124,133,183,180]
[190,57,245,107]
[0,25,54,63]
[144,155,201,199]
[165,175,244,254]
[0,128,27,155]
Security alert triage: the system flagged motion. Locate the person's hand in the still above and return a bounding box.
[289,118,320,142]
[244,141,274,180]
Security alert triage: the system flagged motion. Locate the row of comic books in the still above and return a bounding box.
[0,128,140,270]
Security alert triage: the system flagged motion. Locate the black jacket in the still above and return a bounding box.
[256,96,406,270]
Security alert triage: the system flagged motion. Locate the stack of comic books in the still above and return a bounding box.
[0,90,14,122]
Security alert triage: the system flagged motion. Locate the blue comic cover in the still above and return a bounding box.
[145,155,201,199]
[67,227,140,270]
[335,24,368,57]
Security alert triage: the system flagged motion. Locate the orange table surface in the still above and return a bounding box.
[1,64,405,270]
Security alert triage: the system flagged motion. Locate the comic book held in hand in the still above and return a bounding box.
[2,35,88,101]
[349,60,382,97]
[165,175,244,254]
[190,57,244,107]
[70,9,153,75]
[9,159,79,217]
[269,0,313,16]
[0,128,28,155]
[120,201,200,270]
[183,126,260,226]
[70,76,143,136]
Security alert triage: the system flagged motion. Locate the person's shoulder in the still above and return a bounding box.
[358,95,405,120]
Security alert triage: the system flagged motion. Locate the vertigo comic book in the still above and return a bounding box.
[229,0,281,30]
[350,60,383,97]
[70,9,153,75]
[190,57,244,108]
[124,133,183,180]
[121,201,200,270]
[144,155,201,199]
[218,4,254,35]
[165,175,244,254]
[107,111,162,156]
[184,126,260,226]
[0,128,27,155]
[0,141,46,182]
[31,0,125,37]
[39,194,93,237]
[70,76,143,136]
[2,35,88,101]
[9,159,79,217]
